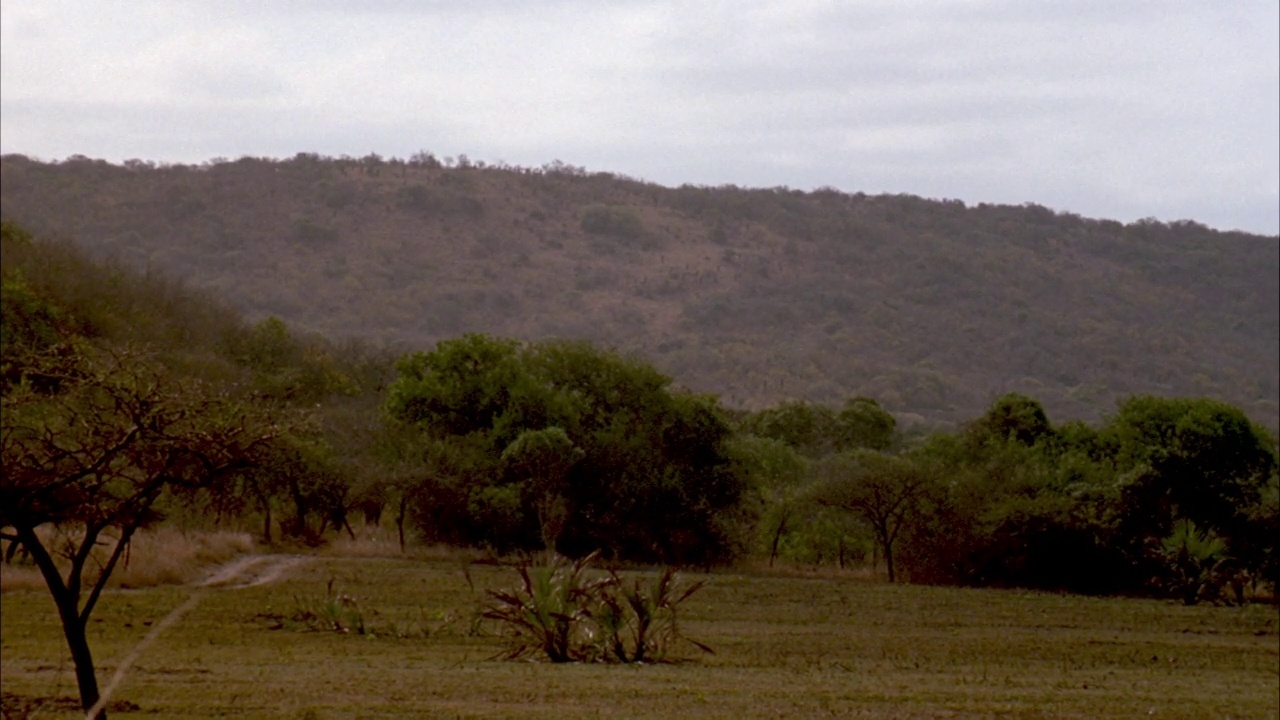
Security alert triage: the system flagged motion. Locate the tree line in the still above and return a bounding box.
[741,392,1277,602]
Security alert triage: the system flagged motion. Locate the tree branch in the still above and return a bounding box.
[80,520,143,625]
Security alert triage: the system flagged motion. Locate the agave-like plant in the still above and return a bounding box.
[482,552,613,662]
[1159,519,1228,605]
[598,567,713,663]
[483,553,714,663]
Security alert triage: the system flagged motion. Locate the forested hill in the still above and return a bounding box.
[1,153,1276,427]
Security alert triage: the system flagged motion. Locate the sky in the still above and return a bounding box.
[2,1,1278,235]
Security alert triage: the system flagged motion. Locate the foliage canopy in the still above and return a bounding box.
[386,334,745,564]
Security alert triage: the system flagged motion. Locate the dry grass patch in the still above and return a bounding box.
[1,527,254,593]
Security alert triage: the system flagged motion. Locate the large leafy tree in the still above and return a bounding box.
[727,435,809,566]
[738,400,838,457]
[834,396,897,452]
[501,427,584,551]
[1104,396,1277,578]
[0,347,271,718]
[968,392,1054,448]
[386,334,745,563]
[1106,396,1275,535]
[897,393,1277,596]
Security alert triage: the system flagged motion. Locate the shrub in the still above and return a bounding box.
[482,553,712,663]
[580,205,646,242]
[397,184,484,218]
[482,553,612,662]
[596,567,712,663]
[1156,520,1230,605]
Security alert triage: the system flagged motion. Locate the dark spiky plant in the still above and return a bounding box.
[597,567,713,663]
[481,552,612,662]
[482,553,713,663]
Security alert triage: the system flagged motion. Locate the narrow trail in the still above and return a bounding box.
[87,554,310,719]
[197,554,310,589]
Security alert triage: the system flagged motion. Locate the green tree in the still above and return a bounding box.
[501,427,584,551]
[386,335,745,563]
[895,419,1132,592]
[739,400,838,457]
[969,392,1053,447]
[1106,396,1275,544]
[816,450,926,582]
[727,435,809,566]
[2,222,71,389]
[386,333,528,439]
[834,396,896,451]
[0,348,271,718]
[1238,469,1280,591]
[1102,396,1277,593]
[228,316,359,403]
[242,430,351,545]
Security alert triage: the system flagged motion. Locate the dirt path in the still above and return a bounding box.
[197,554,310,589]
[88,553,310,719]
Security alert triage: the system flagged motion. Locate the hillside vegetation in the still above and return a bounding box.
[1,153,1276,427]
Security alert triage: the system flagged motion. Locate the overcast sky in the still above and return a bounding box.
[2,1,1277,235]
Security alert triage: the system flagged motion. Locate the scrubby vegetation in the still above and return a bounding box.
[2,153,1275,426]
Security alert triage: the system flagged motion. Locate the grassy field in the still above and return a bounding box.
[2,547,1277,719]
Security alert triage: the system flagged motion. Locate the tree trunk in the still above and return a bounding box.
[537,494,569,553]
[882,533,896,583]
[18,527,105,717]
[870,518,898,583]
[258,491,273,545]
[63,607,105,718]
[292,495,309,540]
[396,494,408,553]
[768,515,788,568]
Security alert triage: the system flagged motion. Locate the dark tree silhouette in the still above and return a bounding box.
[0,348,271,718]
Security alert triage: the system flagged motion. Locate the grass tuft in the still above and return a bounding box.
[293,578,367,634]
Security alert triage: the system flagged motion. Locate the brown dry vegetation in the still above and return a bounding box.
[0,528,254,593]
[2,551,1276,719]
[2,153,1275,428]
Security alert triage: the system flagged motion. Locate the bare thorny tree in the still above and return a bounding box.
[1,346,273,718]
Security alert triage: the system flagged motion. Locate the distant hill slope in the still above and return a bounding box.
[2,153,1276,427]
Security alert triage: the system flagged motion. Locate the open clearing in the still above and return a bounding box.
[2,554,1277,719]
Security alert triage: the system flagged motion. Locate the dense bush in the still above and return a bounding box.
[386,334,747,564]
[890,394,1277,600]
[580,204,644,240]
